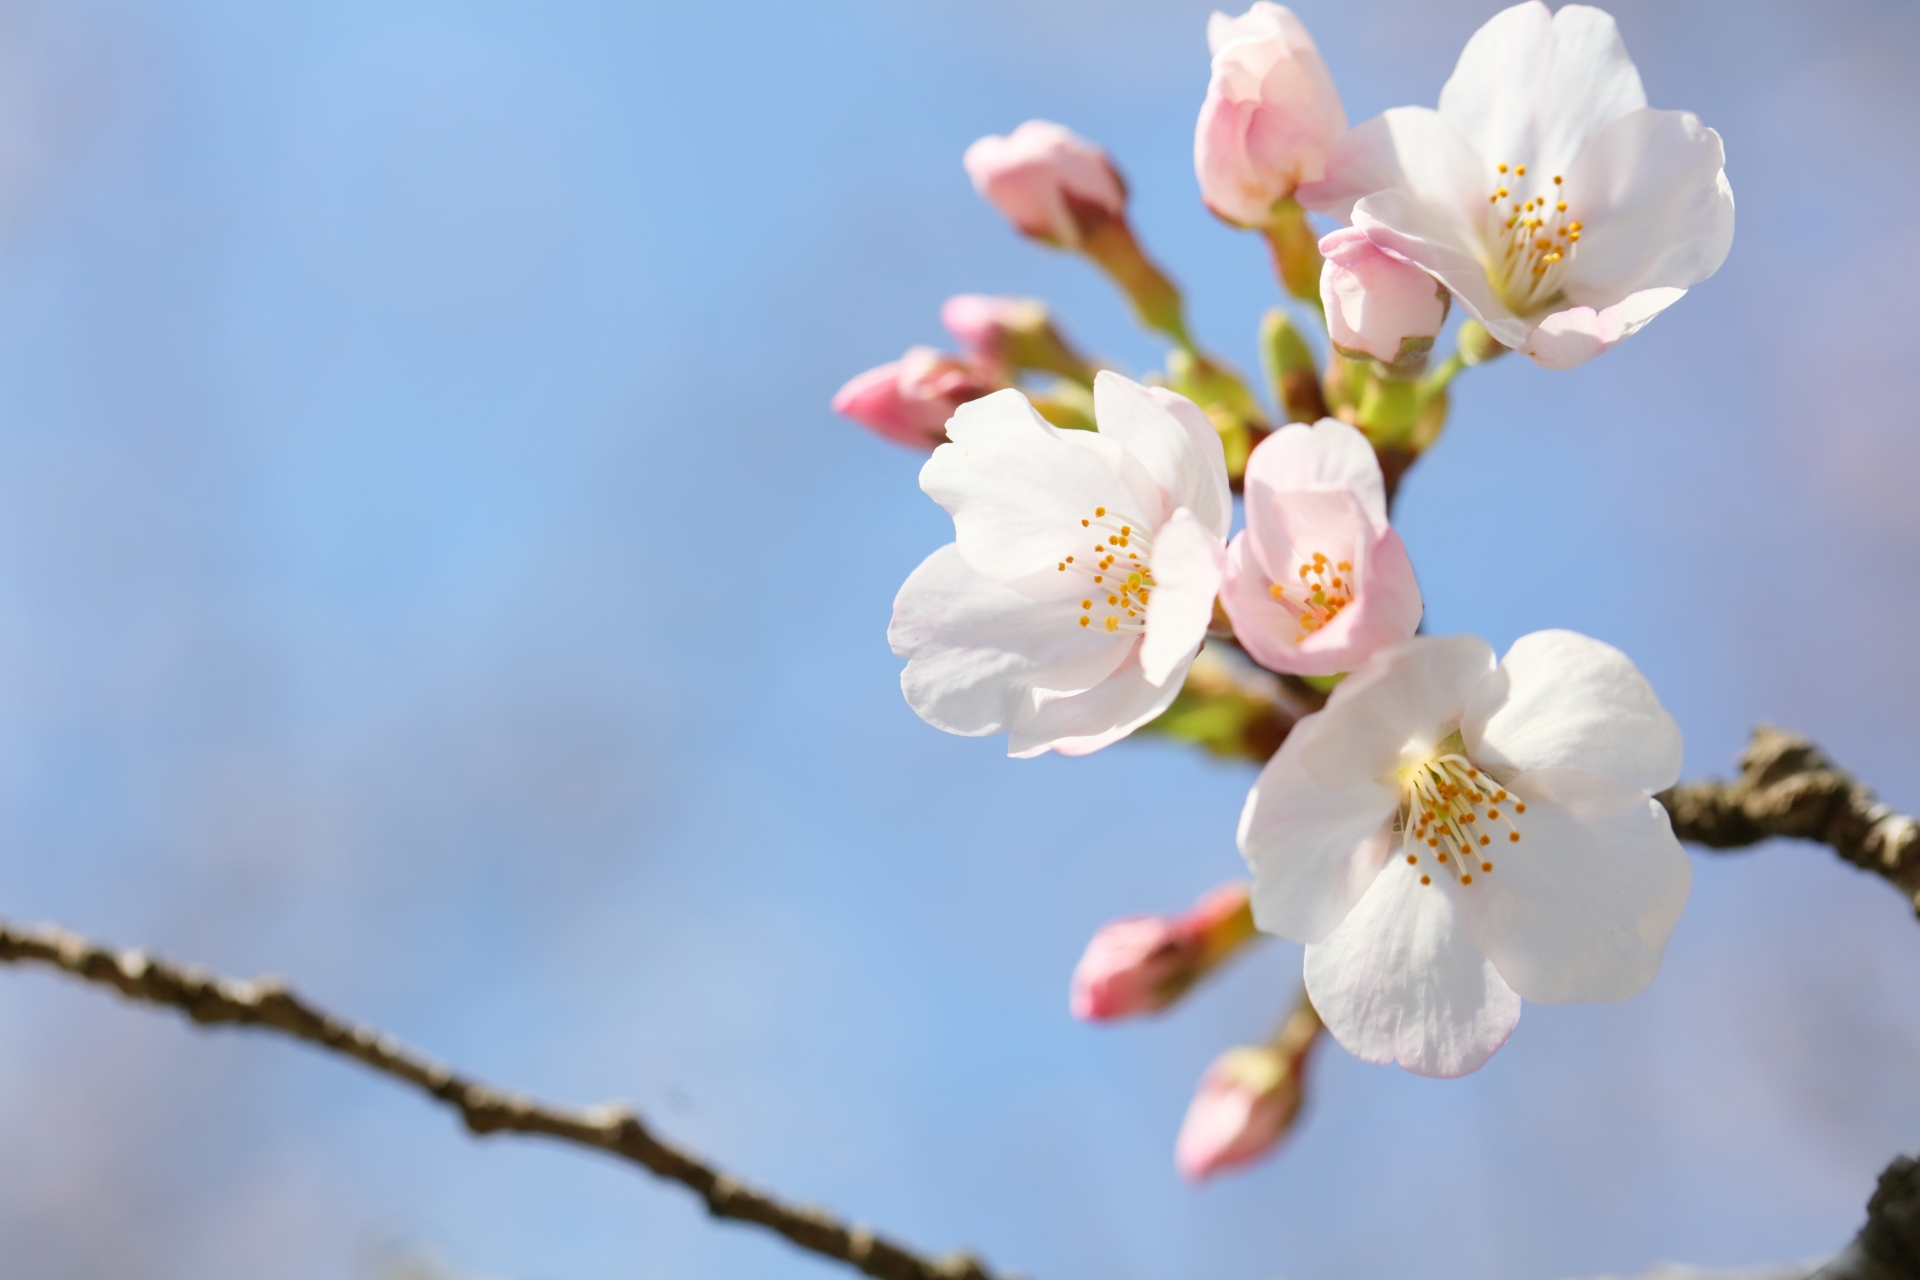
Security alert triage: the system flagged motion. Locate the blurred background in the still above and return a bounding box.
[0,0,1913,1276]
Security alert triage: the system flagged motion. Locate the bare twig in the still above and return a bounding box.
[0,919,1009,1280]
[1660,726,1920,918]
[1809,1155,1920,1280]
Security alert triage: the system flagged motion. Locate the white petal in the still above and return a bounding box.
[1304,858,1522,1077]
[922,388,1161,598]
[1300,106,1485,231]
[1244,418,1388,531]
[1140,508,1224,687]
[1463,629,1682,793]
[891,544,1131,737]
[1353,191,1533,348]
[1561,109,1735,306]
[1094,373,1231,540]
[1519,287,1686,370]
[1238,714,1399,943]
[1007,645,1187,758]
[1455,767,1691,1004]
[1301,634,1497,790]
[1439,2,1646,179]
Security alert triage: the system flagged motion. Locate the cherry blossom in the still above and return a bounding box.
[1194,3,1347,228]
[1298,2,1734,369]
[890,372,1230,757]
[1220,419,1422,677]
[831,348,1001,450]
[1318,226,1451,366]
[963,121,1127,250]
[1238,630,1691,1076]
[1176,1043,1304,1179]
[1070,883,1255,1020]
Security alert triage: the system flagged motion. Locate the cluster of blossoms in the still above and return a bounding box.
[836,1,1729,1180]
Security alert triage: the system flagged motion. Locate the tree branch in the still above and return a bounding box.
[1810,1155,1920,1280]
[1659,726,1920,918]
[0,918,1010,1280]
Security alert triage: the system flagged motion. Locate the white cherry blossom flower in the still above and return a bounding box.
[890,372,1231,757]
[1238,630,1690,1076]
[1298,2,1734,370]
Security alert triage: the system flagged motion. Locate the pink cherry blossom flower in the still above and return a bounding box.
[890,372,1231,757]
[963,121,1127,250]
[1298,2,1734,369]
[830,347,1001,451]
[1318,226,1451,366]
[1194,3,1347,228]
[1220,419,1422,677]
[1238,631,1691,1077]
[1070,883,1255,1020]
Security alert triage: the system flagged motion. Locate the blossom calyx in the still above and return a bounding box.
[1238,630,1691,1076]
[1195,4,1347,229]
[964,121,1127,250]
[831,348,1002,451]
[941,295,1093,384]
[890,372,1231,757]
[1318,227,1450,368]
[1220,419,1422,677]
[1299,2,1734,369]
[1070,883,1257,1020]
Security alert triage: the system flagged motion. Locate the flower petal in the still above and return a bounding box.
[1140,507,1224,687]
[1438,2,1646,179]
[922,388,1160,598]
[1093,372,1231,539]
[1244,418,1389,532]
[1238,715,1399,944]
[1353,190,1532,348]
[1301,634,1497,790]
[1300,106,1485,231]
[1561,108,1735,307]
[1463,629,1682,792]
[1304,857,1522,1077]
[1292,527,1423,675]
[891,544,1131,737]
[1519,287,1686,370]
[1008,645,1187,758]
[1455,767,1691,1004]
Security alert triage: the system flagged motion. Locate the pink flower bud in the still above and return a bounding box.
[940,295,1092,382]
[1175,1044,1304,1180]
[1070,883,1255,1021]
[830,348,999,451]
[963,121,1127,249]
[1195,4,1347,228]
[1318,226,1450,365]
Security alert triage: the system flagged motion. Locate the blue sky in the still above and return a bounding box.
[0,1,1914,1277]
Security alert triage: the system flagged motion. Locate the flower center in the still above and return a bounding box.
[1265,550,1352,644]
[1482,162,1582,317]
[1396,738,1525,889]
[1055,504,1156,634]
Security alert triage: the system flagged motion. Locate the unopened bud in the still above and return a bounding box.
[830,347,1001,450]
[1319,227,1449,368]
[1456,317,1509,366]
[1258,308,1327,424]
[1195,5,1346,230]
[1070,883,1256,1021]
[1175,994,1323,1181]
[964,121,1126,251]
[941,295,1093,384]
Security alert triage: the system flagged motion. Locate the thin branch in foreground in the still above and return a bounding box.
[1659,726,1920,917]
[0,919,1008,1280]
[1810,1154,1920,1280]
